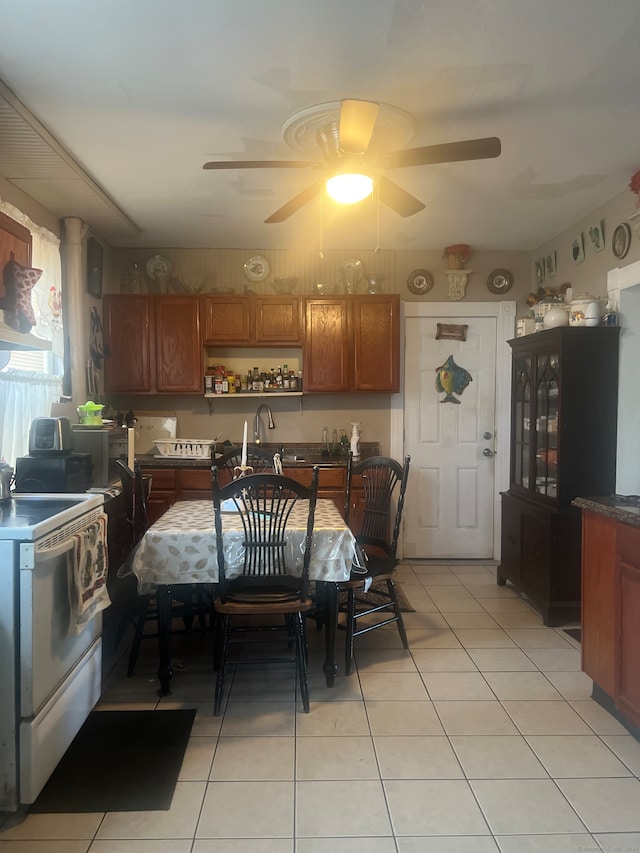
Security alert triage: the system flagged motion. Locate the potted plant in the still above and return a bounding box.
[443,243,471,270]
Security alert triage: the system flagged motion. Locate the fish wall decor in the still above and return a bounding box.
[435,355,473,404]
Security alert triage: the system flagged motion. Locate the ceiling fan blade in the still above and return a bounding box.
[339,99,380,154]
[203,159,321,170]
[380,136,501,169]
[264,182,323,224]
[376,175,425,217]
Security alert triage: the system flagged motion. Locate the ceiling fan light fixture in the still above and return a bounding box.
[326,173,373,204]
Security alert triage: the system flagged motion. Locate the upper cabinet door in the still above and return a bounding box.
[254,296,303,344]
[201,296,251,343]
[155,297,202,393]
[351,295,400,392]
[103,295,152,393]
[304,299,350,392]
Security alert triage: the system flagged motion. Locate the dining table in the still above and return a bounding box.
[128,498,356,694]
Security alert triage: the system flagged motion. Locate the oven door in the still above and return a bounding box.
[19,533,101,717]
[18,516,105,803]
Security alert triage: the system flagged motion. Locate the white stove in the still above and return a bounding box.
[0,491,106,810]
[0,492,103,539]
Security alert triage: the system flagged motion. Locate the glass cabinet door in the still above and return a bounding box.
[512,356,532,489]
[534,352,559,499]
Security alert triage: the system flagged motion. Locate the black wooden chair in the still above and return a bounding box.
[338,454,411,675]
[211,467,319,715]
[213,444,277,481]
[115,459,211,676]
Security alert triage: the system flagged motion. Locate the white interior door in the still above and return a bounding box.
[403,313,499,559]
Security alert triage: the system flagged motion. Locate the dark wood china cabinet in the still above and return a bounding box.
[498,327,620,625]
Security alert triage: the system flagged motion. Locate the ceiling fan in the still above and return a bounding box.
[202,99,501,224]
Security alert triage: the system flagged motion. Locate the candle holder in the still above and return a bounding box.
[233,464,254,479]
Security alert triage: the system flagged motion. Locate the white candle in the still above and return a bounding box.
[241,420,248,467]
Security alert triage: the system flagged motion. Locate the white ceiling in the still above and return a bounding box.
[1,0,639,252]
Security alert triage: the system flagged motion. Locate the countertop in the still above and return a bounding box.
[573,495,640,528]
[136,442,380,469]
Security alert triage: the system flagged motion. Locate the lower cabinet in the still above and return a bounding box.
[283,467,346,515]
[142,468,178,525]
[498,492,582,625]
[581,510,640,730]
[615,524,640,727]
[141,465,347,523]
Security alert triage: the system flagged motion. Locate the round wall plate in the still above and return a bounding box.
[243,255,270,282]
[407,269,434,295]
[487,268,513,294]
[612,223,631,260]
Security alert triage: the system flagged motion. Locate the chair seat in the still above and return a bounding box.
[340,555,399,587]
[215,595,313,615]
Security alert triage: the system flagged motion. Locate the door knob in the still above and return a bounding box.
[483,431,493,440]
[483,448,495,458]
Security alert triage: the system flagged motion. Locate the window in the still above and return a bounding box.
[0,351,63,466]
[0,199,64,468]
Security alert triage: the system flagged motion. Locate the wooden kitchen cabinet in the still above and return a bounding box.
[104,295,152,392]
[581,510,617,696]
[177,468,212,500]
[201,295,251,344]
[201,294,302,345]
[304,295,400,393]
[616,523,640,726]
[104,295,202,394]
[304,298,350,392]
[498,327,619,625]
[282,466,346,515]
[139,467,214,522]
[580,507,640,732]
[154,296,203,392]
[254,296,303,344]
[351,295,400,392]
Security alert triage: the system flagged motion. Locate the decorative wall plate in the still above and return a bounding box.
[145,254,172,280]
[243,255,270,282]
[407,269,434,295]
[487,268,513,294]
[612,223,631,260]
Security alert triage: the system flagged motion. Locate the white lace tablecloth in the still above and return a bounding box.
[129,499,355,592]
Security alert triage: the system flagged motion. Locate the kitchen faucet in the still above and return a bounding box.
[254,403,275,444]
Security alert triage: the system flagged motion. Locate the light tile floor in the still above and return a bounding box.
[2,561,640,852]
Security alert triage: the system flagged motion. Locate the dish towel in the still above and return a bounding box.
[69,512,111,633]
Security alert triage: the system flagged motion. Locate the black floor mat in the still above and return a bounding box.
[31,708,196,813]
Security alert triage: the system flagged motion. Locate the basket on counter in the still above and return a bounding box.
[153,439,217,459]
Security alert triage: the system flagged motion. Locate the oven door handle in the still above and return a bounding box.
[21,537,75,570]
[36,538,75,560]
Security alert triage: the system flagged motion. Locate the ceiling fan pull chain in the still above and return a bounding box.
[375,183,381,253]
[319,189,324,259]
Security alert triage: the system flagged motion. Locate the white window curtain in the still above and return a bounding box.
[0,368,62,465]
[0,198,64,466]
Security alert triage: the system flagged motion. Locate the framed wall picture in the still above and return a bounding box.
[535,259,545,286]
[571,234,585,264]
[588,220,605,253]
[545,251,557,279]
[86,236,103,299]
